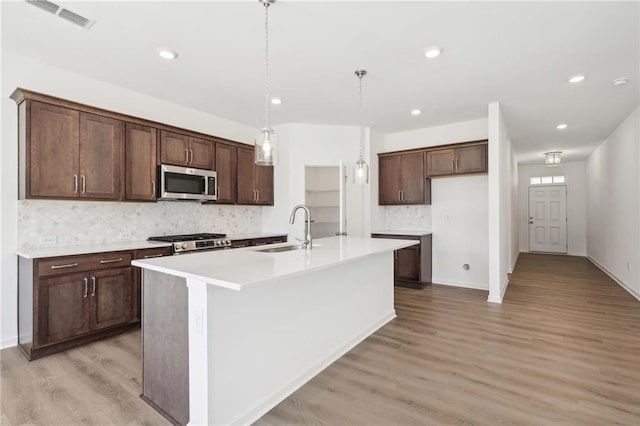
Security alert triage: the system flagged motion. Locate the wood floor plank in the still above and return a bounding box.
[1,253,638,425]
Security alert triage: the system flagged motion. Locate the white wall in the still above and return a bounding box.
[586,106,639,299]
[510,149,519,272]
[262,124,365,241]
[518,161,587,256]
[1,49,261,348]
[487,103,514,303]
[382,118,490,290]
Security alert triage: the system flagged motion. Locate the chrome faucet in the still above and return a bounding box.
[289,205,312,250]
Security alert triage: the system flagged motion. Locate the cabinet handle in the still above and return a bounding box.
[91,276,96,297]
[253,189,257,202]
[99,258,123,264]
[216,186,220,198]
[401,190,405,202]
[273,240,284,244]
[185,148,189,164]
[143,253,164,259]
[451,160,455,172]
[152,180,156,196]
[73,175,78,193]
[254,242,268,246]
[81,175,86,193]
[50,262,79,270]
[256,189,260,202]
[398,190,401,201]
[190,149,194,164]
[83,277,88,298]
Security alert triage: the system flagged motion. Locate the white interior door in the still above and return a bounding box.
[528,185,567,253]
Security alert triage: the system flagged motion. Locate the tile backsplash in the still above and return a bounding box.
[18,200,262,249]
[383,205,432,231]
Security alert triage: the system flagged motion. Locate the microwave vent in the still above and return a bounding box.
[25,0,95,29]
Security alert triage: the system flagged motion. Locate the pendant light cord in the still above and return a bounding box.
[357,71,365,162]
[264,1,271,129]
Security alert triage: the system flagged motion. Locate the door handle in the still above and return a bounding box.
[83,277,88,298]
[185,148,189,164]
[91,276,96,297]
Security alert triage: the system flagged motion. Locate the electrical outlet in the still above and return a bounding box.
[118,232,132,241]
[38,235,57,246]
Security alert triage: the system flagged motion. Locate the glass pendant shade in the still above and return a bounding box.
[544,151,561,167]
[353,159,369,184]
[255,127,279,166]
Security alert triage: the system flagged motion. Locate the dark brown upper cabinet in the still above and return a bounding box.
[378,151,431,205]
[125,124,157,201]
[237,147,274,205]
[427,142,487,177]
[213,142,237,204]
[25,101,123,200]
[160,130,213,170]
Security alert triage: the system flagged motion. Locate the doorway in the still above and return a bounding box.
[528,185,567,253]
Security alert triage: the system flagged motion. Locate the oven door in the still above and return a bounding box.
[159,164,217,201]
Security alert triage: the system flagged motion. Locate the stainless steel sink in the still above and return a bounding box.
[254,245,304,253]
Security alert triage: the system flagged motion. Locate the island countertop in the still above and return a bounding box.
[132,236,416,291]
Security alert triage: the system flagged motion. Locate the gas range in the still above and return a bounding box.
[148,233,232,254]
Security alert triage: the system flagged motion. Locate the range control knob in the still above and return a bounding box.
[181,242,189,249]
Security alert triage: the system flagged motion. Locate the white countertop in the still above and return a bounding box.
[133,236,417,291]
[17,240,172,259]
[227,232,287,241]
[371,230,432,236]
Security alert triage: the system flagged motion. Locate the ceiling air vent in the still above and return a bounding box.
[25,0,60,14]
[25,0,95,30]
[58,8,94,29]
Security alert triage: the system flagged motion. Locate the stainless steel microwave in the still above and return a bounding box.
[158,164,218,201]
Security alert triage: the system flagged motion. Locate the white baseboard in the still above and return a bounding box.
[508,251,520,273]
[1,336,18,350]
[487,276,510,304]
[432,277,489,291]
[233,311,397,425]
[587,256,640,302]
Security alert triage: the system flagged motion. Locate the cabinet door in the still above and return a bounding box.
[89,267,132,331]
[214,143,237,203]
[426,149,455,177]
[455,144,487,174]
[79,113,124,200]
[189,137,214,170]
[254,164,274,205]
[37,272,90,347]
[29,101,80,198]
[160,131,190,166]
[125,124,157,201]
[396,246,421,282]
[236,147,256,204]
[379,155,403,205]
[400,152,426,204]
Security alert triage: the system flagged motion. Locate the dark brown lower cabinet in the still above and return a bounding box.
[90,267,132,331]
[132,247,173,321]
[371,233,432,288]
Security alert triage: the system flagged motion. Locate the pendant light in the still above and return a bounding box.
[353,70,369,184]
[255,0,278,166]
[544,151,562,167]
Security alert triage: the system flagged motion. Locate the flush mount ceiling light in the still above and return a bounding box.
[271,97,282,105]
[25,0,95,29]
[545,151,562,167]
[157,49,178,60]
[353,70,369,185]
[424,47,443,58]
[255,0,279,166]
[411,109,422,116]
[568,74,586,83]
[612,77,629,86]
[556,123,568,130]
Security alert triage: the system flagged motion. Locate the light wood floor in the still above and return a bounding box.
[2,253,639,425]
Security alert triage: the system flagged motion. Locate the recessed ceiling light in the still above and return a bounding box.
[271,98,282,105]
[568,74,586,83]
[556,123,568,130]
[612,77,629,86]
[424,47,442,59]
[157,49,178,60]
[411,109,422,116]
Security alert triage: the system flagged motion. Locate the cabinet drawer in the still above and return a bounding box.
[38,252,133,277]
[133,247,172,260]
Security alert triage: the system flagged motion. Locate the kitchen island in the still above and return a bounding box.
[133,236,417,425]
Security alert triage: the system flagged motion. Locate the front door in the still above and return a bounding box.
[528,185,567,253]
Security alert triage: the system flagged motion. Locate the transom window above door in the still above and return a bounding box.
[530,176,565,185]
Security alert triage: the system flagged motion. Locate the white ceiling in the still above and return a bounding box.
[2,1,638,164]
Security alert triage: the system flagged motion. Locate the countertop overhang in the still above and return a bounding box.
[132,236,417,291]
